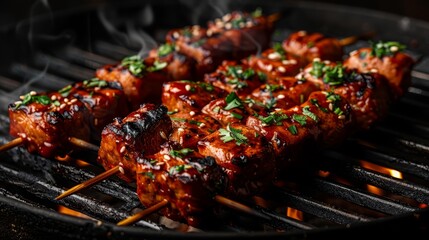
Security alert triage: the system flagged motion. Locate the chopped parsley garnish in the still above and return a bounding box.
[83,78,108,88]
[170,148,194,158]
[144,172,155,180]
[58,85,72,97]
[226,79,248,89]
[251,8,263,17]
[197,82,214,92]
[227,66,255,80]
[292,114,307,126]
[310,98,328,112]
[169,164,192,175]
[167,109,179,115]
[257,71,267,82]
[302,106,319,122]
[14,92,60,109]
[219,124,248,146]
[157,43,175,57]
[288,125,298,135]
[121,55,167,76]
[258,112,289,126]
[121,55,145,76]
[265,96,277,109]
[370,41,406,58]
[265,84,283,92]
[230,112,243,119]
[273,42,286,59]
[325,92,344,115]
[147,60,167,72]
[310,61,347,86]
[224,92,243,110]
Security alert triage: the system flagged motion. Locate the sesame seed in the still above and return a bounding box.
[329,103,333,111]
[338,115,346,120]
[163,155,171,160]
[70,98,78,103]
[178,127,184,132]
[51,95,57,101]
[185,84,191,91]
[160,131,168,140]
[14,101,22,105]
[19,95,24,100]
[277,66,286,73]
[30,91,37,96]
[64,98,69,103]
[390,46,399,52]
[199,123,205,128]
[120,146,126,153]
[222,14,231,22]
[266,64,273,71]
[277,94,285,99]
[173,32,179,39]
[268,52,281,60]
[323,60,331,64]
[298,30,307,36]
[225,23,232,29]
[370,68,378,73]
[43,142,53,147]
[189,111,195,116]
[60,103,66,109]
[118,166,125,174]
[350,50,358,56]
[313,58,321,62]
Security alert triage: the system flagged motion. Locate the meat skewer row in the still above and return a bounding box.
[0,9,281,158]
[57,41,415,228]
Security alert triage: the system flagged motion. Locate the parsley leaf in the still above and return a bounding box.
[224,92,243,110]
[169,148,194,158]
[219,124,248,146]
[370,41,406,58]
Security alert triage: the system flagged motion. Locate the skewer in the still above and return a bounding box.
[0,137,23,152]
[339,31,376,46]
[117,199,169,226]
[0,137,99,154]
[55,165,120,200]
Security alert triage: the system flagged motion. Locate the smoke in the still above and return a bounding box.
[97,4,157,58]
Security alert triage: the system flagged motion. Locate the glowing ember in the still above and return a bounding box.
[57,205,93,220]
[286,207,303,221]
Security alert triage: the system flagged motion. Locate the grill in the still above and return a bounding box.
[1,1,429,239]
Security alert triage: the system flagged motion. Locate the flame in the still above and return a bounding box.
[286,207,303,221]
[57,205,93,220]
[360,160,403,196]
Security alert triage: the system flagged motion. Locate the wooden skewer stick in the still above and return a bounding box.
[214,195,270,220]
[339,31,376,46]
[68,137,100,152]
[0,137,23,152]
[0,136,99,154]
[117,199,169,226]
[55,165,120,200]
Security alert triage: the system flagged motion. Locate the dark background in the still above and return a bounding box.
[1,0,429,28]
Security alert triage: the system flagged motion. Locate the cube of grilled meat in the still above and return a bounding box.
[283,31,344,65]
[198,123,276,197]
[299,60,394,130]
[204,61,267,98]
[249,76,320,112]
[8,91,91,158]
[245,45,304,79]
[63,78,130,142]
[136,141,226,227]
[343,41,415,99]
[172,11,276,78]
[162,80,226,115]
[95,55,170,109]
[148,43,196,81]
[202,92,256,127]
[97,104,172,182]
[169,112,220,149]
[246,91,353,175]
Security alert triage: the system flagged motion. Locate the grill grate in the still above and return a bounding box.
[0,1,429,239]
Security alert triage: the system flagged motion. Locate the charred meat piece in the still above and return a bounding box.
[283,31,344,65]
[202,92,256,126]
[169,113,221,149]
[198,123,276,197]
[63,78,130,142]
[343,41,415,99]
[300,60,394,130]
[245,44,304,79]
[136,141,226,227]
[162,80,226,115]
[204,60,267,98]
[148,43,196,81]
[174,11,276,78]
[249,76,320,112]
[246,91,353,175]
[97,104,172,182]
[96,55,170,109]
[8,91,91,158]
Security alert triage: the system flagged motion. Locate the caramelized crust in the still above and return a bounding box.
[8,92,91,158]
[136,141,226,227]
[198,123,276,197]
[343,47,415,99]
[97,104,172,182]
[283,31,343,64]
